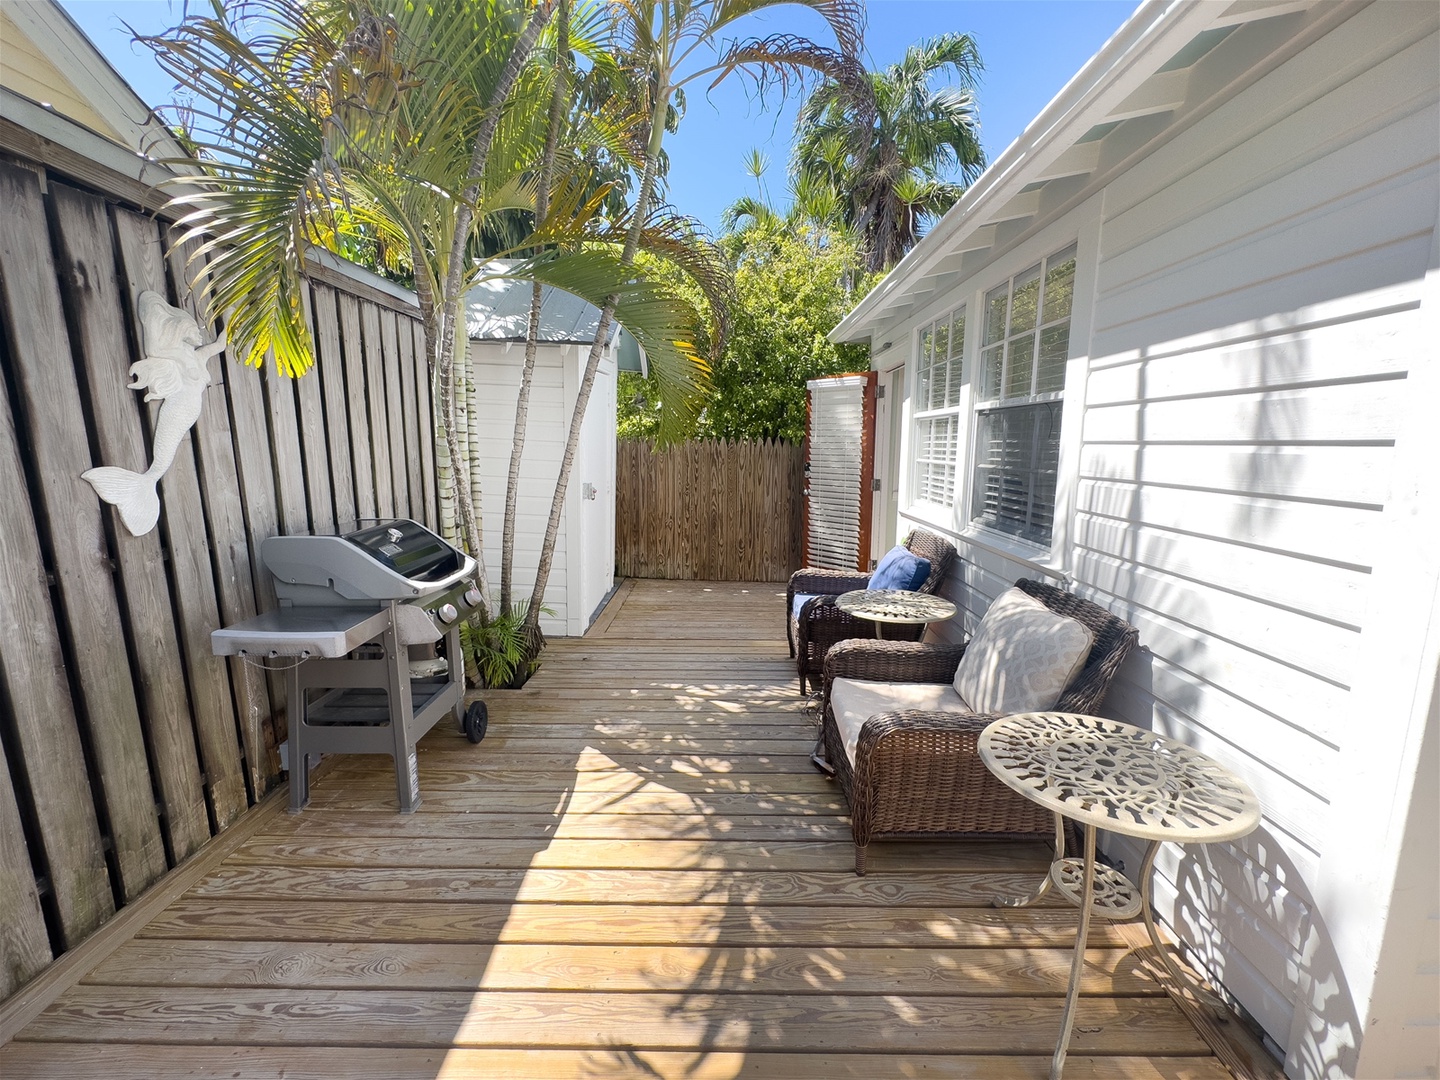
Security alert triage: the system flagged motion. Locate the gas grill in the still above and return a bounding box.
[211,519,488,812]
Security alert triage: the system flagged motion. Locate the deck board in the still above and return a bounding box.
[1,579,1260,1079]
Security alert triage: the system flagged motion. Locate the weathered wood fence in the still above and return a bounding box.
[615,439,803,582]
[0,157,434,1002]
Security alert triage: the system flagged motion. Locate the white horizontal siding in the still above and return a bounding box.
[1075,4,1437,1063]
[882,6,1438,1072]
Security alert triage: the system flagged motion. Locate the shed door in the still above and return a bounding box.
[803,373,876,571]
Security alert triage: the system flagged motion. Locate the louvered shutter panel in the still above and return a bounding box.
[803,373,876,571]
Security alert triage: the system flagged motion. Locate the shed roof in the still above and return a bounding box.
[465,270,646,373]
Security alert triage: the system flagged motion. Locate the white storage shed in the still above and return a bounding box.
[831,3,1439,1077]
[466,276,643,636]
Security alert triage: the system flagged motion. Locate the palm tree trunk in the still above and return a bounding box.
[467,361,485,552]
[524,84,666,632]
[433,0,552,619]
[503,0,569,614]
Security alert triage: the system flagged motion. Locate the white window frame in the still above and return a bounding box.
[892,202,1099,573]
[909,304,968,511]
[968,243,1078,549]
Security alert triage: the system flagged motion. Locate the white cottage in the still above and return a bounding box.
[466,276,643,636]
[831,3,1439,1077]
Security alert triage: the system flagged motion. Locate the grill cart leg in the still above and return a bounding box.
[383,611,422,813]
[286,661,310,813]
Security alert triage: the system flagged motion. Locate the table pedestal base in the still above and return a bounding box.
[991,823,1228,1078]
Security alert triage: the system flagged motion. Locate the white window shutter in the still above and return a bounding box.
[804,373,876,571]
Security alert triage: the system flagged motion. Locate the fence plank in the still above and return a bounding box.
[52,187,209,860]
[361,302,394,519]
[339,293,377,522]
[265,363,309,536]
[217,328,284,786]
[0,163,166,901]
[379,309,410,519]
[113,212,257,824]
[0,733,50,998]
[397,317,424,524]
[412,321,436,530]
[311,284,357,531]
[615,439,802,582]
[0,323,112,951]
[161,227,255,829]
[296,287,335,534]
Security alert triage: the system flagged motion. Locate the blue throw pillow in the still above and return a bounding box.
[869,545,931,591]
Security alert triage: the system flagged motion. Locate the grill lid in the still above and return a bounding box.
[344,519,464,583]
[264,518,475,605]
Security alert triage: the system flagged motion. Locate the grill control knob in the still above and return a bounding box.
[463,587,483,608]
[437,603,459,624]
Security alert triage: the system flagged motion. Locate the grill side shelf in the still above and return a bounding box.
[210,608,392,659]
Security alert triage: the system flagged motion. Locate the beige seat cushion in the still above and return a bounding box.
[952,587,1094,715]
[831,677,971,766]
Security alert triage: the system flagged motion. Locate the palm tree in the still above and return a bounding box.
[139,0,716,622]
[522,0,867,635]
[794,32,984,272]
[722,145,854,255]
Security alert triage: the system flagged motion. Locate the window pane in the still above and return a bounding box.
[944,311,965,407]
[1006,332,1035,399]
[917,327,933,408]
[1042,248,1077,323]
[1010,265,1042,334]
[1036,324,1069,394]
[971,402,1063,545]
[947,353,965,407]
[982,344,1004,400]
[914,414,959,507]
[984,286,1008,345]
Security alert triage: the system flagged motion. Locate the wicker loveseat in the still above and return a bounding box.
[787,530,957,694]
[817,578,1139,874]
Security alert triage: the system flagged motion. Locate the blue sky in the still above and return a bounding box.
[58,0,1136,232]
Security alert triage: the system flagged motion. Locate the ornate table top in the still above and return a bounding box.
[978,713,1261,844]
[836,589,957,625]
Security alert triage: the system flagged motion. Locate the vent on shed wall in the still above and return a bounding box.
[803,373,876,571]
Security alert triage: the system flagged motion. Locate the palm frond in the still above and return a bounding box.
[501,247,713,443]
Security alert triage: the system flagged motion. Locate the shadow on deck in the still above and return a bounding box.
[0,580,1270,1079]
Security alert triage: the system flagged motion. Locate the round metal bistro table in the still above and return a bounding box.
[977,712,1261,1080]
[835,589,956,638]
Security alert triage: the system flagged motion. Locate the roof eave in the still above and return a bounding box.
[830,0,1219,343]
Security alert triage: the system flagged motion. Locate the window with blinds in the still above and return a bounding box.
[912,305,965,508]
[971,245,1076,545]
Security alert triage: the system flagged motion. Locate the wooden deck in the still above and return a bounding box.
[0,580,1266,1079]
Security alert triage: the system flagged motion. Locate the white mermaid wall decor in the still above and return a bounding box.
[82,290,226,536]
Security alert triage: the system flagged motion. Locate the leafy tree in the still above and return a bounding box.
[620,214,873,443]
[794,32,984,272]
[138,0,715,620]
[522,0,866,636]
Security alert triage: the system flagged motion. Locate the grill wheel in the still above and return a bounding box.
[463,700,489,744]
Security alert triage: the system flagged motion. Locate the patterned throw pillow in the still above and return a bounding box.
[953,587,1094,714]
[868,545,931,591]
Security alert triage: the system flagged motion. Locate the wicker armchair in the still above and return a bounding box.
[787,530,957,694]
[818,578,1140,874]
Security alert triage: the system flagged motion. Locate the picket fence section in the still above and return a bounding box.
[0,157,435,1002]
[615,439,803,583]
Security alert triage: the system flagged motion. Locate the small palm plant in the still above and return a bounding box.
[460,603,552,688]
